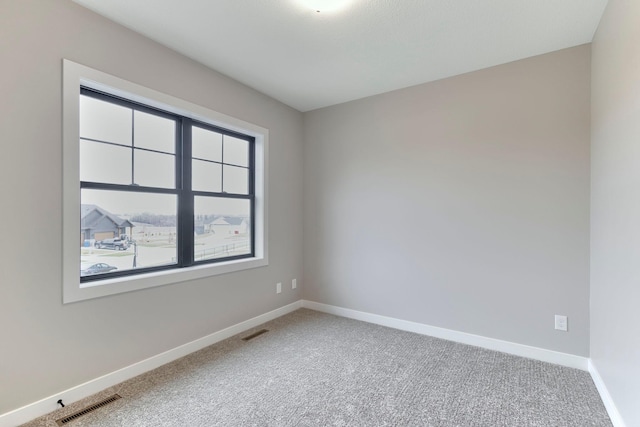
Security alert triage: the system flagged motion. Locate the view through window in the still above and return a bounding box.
[79,89,254,281]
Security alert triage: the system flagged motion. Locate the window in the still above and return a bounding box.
[80,89,255,282]
[63,60,268,303]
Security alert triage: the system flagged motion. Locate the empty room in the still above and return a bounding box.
[1,0,638,426]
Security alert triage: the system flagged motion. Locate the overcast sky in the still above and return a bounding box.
[80,95,250,218]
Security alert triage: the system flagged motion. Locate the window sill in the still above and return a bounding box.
[64,256,267,304]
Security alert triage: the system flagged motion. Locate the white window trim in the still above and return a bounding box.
[62,59,268,303]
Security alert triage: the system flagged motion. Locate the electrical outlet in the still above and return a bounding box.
[276,282,282,294]
[292,279,297,289]
[555,315,568,331]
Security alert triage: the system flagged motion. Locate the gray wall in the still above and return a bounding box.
[2,0,620,418]
[303,45,591,356]
[591,0,640,425]
[0,1,303,414]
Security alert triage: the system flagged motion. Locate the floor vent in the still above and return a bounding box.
[55,394,122,426]
[242,329,269,341]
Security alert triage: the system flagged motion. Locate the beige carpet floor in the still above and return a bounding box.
[22,309,611,426]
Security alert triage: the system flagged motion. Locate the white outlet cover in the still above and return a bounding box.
[555,315,568,331]
[276,282,282,294]
[292,279,297,289]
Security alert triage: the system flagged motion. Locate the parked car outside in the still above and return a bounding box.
[81,263,118,276]
[95,238,129,250]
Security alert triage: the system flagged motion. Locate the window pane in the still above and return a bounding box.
[224,135,249,166]
[192,126,222,162]
[192,159,222,192]
[80,140,131,185]
[194,197,251,261]
[80,95,132,146]
[134,150,175,188]
[223,165,249,195]
[134,110,176,154]
[81,189,177,278]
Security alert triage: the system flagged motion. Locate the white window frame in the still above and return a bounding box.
[62,59,268,303]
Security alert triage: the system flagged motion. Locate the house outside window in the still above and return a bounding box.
[81,204,134,245]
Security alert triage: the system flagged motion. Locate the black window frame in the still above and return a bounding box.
[80,87,255,283]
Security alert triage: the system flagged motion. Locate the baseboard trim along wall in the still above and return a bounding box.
[0,301,303,427]
[302,301,631,425]
[588,360,627,427]
[5,300,622,427]
[301,300,589,371]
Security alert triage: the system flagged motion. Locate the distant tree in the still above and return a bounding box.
[130,213,176,227]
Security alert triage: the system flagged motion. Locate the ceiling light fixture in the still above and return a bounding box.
[299,0,351,13]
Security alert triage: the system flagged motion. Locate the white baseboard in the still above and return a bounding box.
[0,300,302,427]
[301,300,589,371]
[588,360,627,427]
[6,299,619,427]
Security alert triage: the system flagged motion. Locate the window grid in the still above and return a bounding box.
[80,88,255,283]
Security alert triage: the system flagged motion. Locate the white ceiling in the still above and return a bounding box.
[73,0,608,112]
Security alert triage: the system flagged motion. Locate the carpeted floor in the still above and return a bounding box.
[22,309,611,426]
